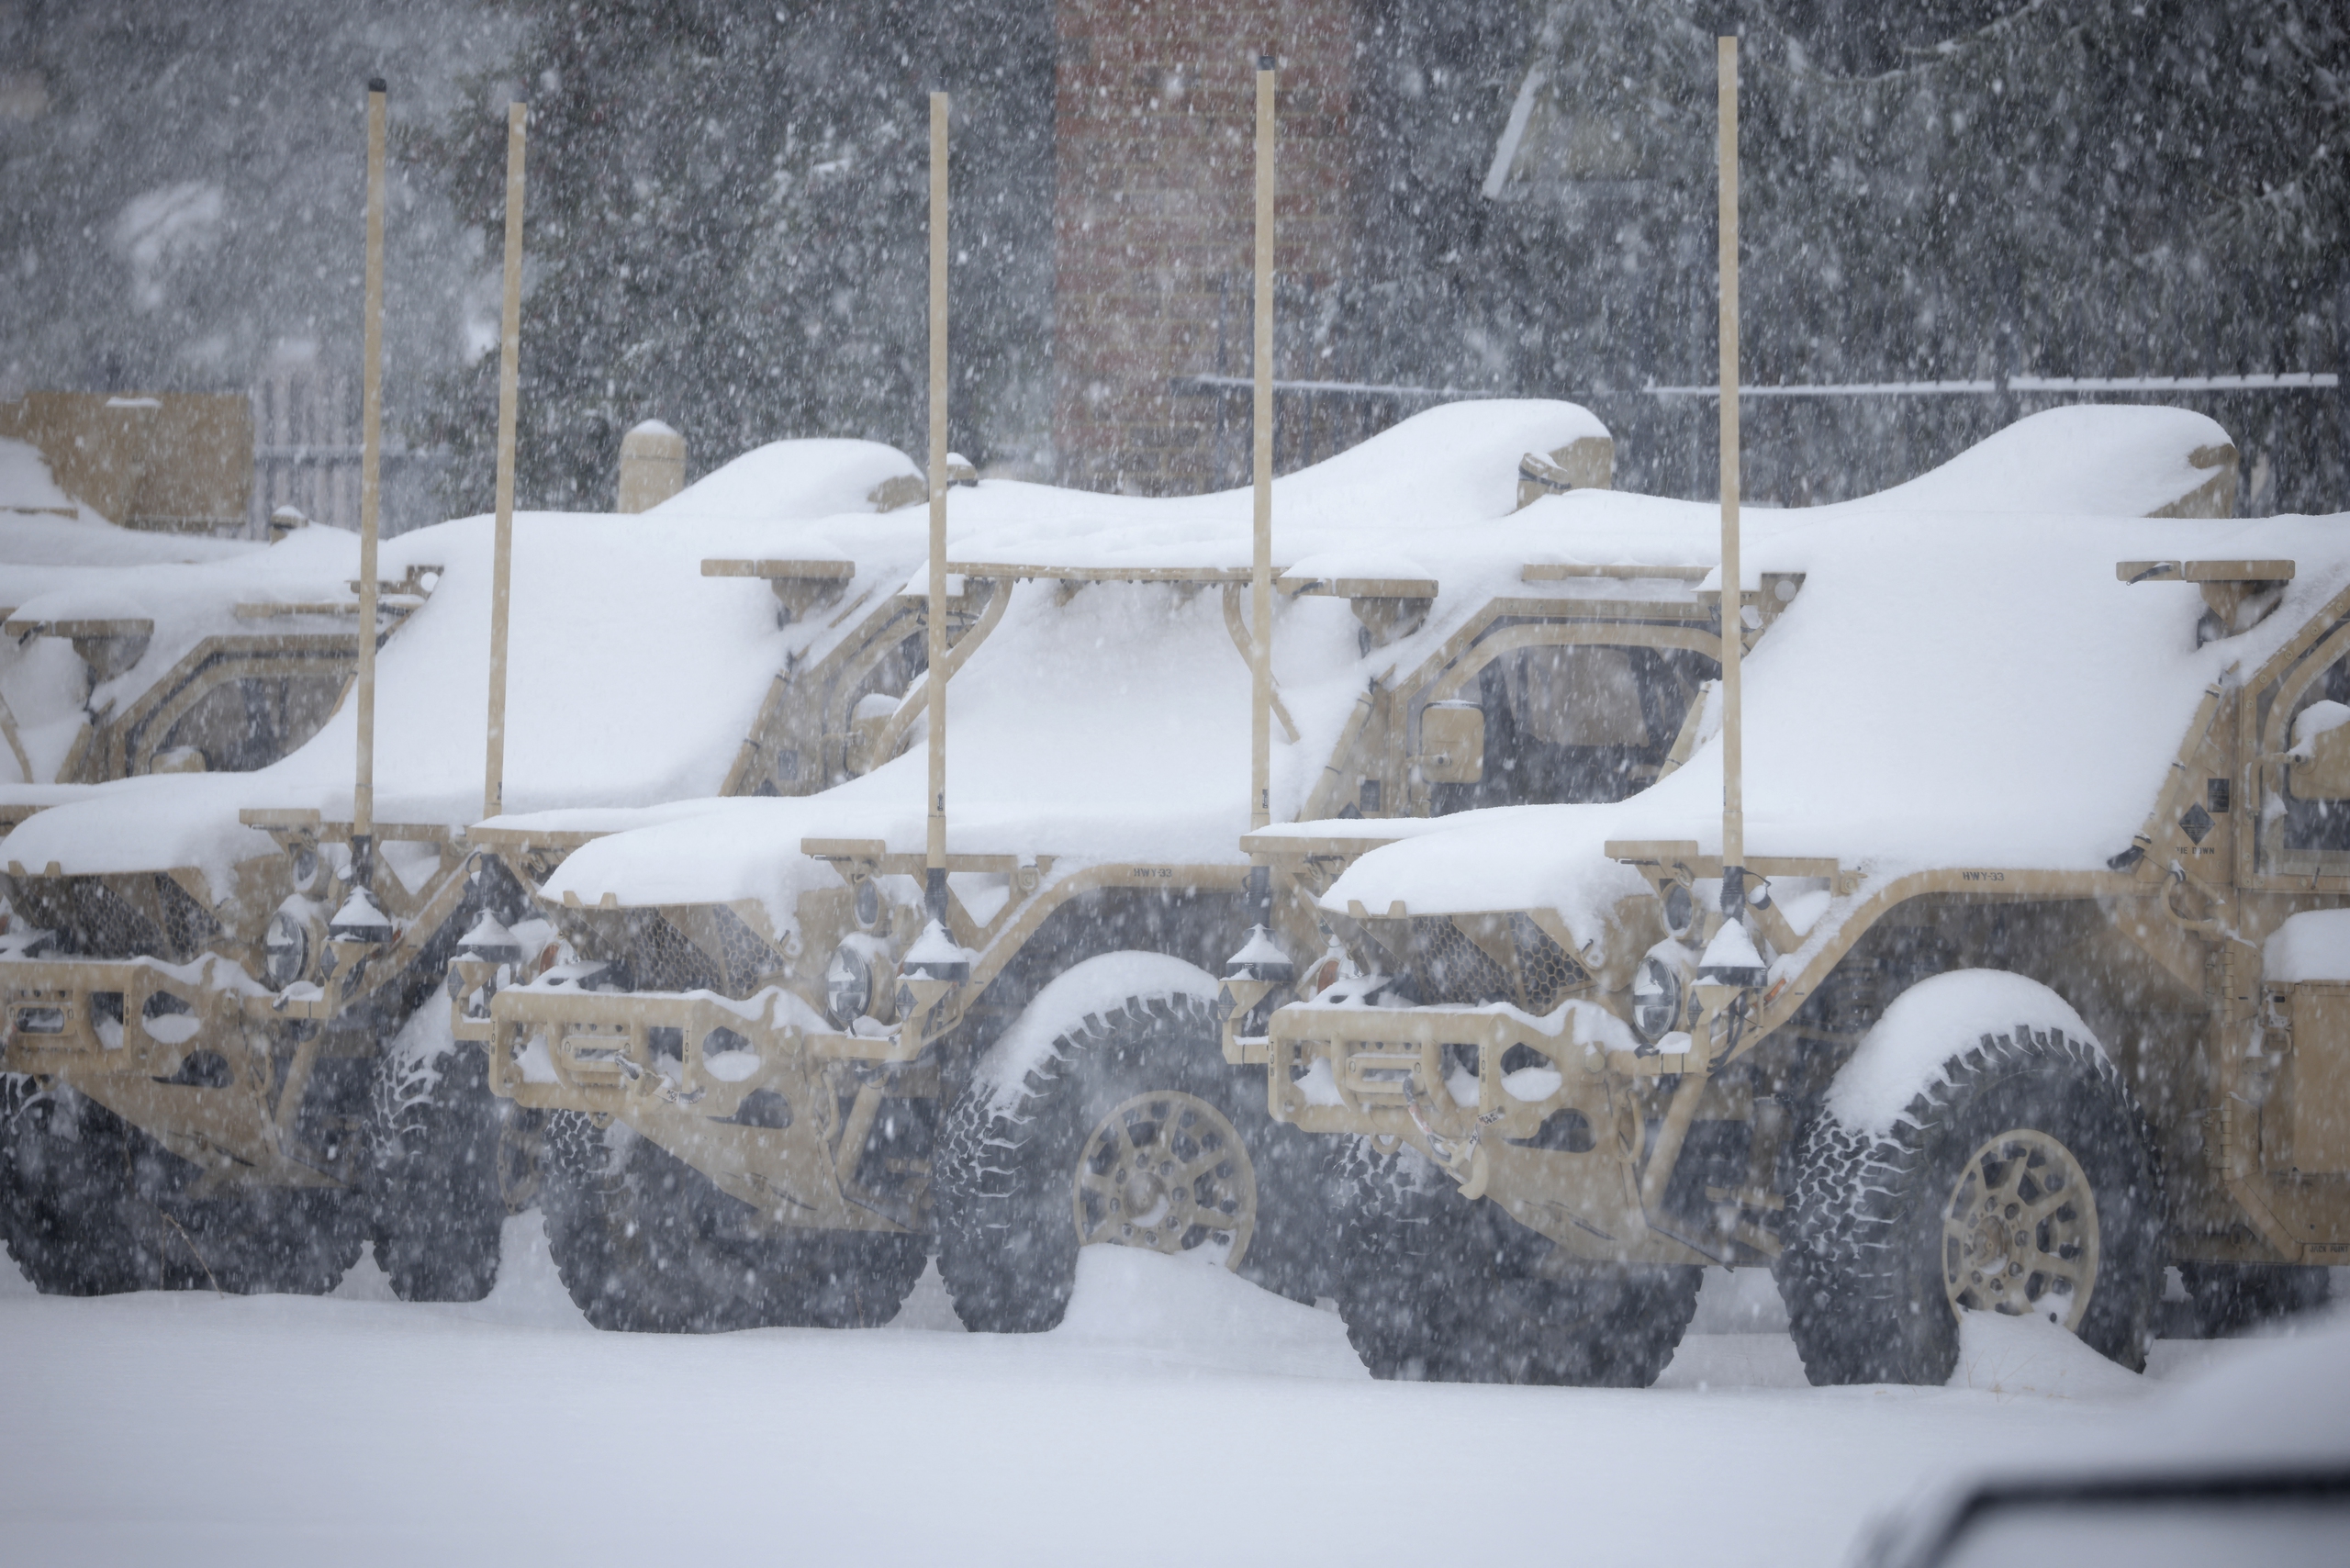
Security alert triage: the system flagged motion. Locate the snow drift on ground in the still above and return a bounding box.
[3,1223,2337,1568]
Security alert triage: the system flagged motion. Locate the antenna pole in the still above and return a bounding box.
[354,78,387,882]
[1250,55,1275,835]
[925,90,950,923]
[1717,37,1744,907]
[483,101,527,823]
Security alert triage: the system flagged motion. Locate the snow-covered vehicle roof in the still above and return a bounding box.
[2,401,2236,910]
[2,524,366,783]
[0,437,922,889]
[6,431,370,790]
[495,402,2238,935]
[1257,421,2339,965]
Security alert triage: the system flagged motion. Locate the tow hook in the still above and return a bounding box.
[606,1052,707,1108]
[1403,1079,1504,1199]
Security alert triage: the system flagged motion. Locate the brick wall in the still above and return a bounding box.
[1052,0,1359,494]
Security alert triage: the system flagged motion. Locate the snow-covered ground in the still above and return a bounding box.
[1,1233,2331,1567]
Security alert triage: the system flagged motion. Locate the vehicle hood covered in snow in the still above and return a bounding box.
[0,438,925,891]
[4,402,2243,913]
[5,429,339,787]
[515,402,2237,930]
[1288,498,2350,953]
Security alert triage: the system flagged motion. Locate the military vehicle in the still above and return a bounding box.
[467,398,1634,1331]
[1237,404,2347,1385]
[0,439,930,1299]
[2,460,372,792]
[460,400,2234,1339]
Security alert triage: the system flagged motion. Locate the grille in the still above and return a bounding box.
[154,875,221,960]
[711,904,784,995]
[1510,913,1586,1014]
[621,911,722,993]
[66,879,165,961]
[1413,913,1589,1013]
[1416,918,1513,1006]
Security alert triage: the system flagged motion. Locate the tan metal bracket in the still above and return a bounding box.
[701,557,855,624]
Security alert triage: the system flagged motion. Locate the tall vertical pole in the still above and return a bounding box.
[1250,56,1275,836]
[924,91,950,923]
[353,78,387,880]
[482,101,527,823]
[1717,37,1743,904]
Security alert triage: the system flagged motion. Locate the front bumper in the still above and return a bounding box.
[1261,997,1707,1264]
[482,981,939,1233]
[1,953,340,1186]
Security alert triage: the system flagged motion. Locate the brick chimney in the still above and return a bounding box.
[1052,2,1359,494]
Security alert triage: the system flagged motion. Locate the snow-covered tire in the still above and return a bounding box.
[934,981,1324,1333]
[1777,980,2164,1385]
[1329,1138,1699,1384]
[0,1083,156,1294]
[170,1183,367,1295]
[367,1032,518,1303]
[1,1082,363,1295]
[2180,1261,2333,1337]
[540,1111,923,1333]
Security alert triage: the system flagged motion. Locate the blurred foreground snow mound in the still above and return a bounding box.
[1048,1248,1367,1380]
[1947,1310,2147,1400]
[2159,1309,2350,1466]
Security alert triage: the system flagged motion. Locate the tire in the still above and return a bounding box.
[1777,1001,2164,1385]
[934,985,1326,1333]
[540,1111,924,1333]
[0,1083,157,1294]
[1329,1138,1700,1384]
[368,1036,515,1302]
[0,1080,363,1296]
[170,1182,367,1296]
[2180,1261,2333,1338]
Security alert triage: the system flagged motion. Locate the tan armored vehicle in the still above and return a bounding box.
[0,439,929,1298]
[461,399,1662,1331]
[1238,405,2344,1385]
[463,402,2235,1339]
[3,434,370,792]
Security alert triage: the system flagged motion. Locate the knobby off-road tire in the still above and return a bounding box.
[1777,1016,2163,1385]
[2180,1261,2333,1338]
[934,989,1325,1333]
[539,1110,925,1333]
[369,1039,525,1302]
[1,1082,155,1293]
[1,1081,364,1295]
[171,1182,366,1295]
[1329,1138,1701,1385]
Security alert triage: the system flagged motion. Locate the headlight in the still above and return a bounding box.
[1662,881,1695,941]
[1631,954,1683,1044]
[264,910,308,991]
[823,942,874,1029]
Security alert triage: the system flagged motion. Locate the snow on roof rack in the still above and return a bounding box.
[1521,562,1713,582]
[2116,558,2295,584]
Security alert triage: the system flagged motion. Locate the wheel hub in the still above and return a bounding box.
[1073,1090,1256,1267]
[1941,1126,2099,1329]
